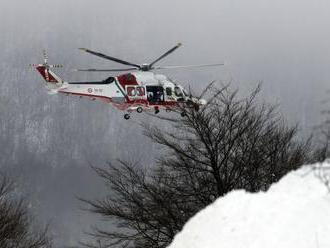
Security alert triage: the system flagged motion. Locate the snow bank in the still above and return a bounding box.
[168,164,330,248]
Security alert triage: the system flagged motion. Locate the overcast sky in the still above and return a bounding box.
[2,0,329,125]
[1,0,330,246]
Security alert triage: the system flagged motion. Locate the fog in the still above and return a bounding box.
[0,0,329,246]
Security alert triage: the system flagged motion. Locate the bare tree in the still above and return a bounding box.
[144,84,311,194]
[83,84,312,248]
[0,174,52,248]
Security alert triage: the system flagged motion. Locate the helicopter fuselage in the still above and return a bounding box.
[56,71,199,116]
[32,43,216,119]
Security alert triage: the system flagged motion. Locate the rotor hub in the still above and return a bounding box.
[141,64,151,71]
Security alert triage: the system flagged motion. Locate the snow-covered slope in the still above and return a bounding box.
[168,164,330,248]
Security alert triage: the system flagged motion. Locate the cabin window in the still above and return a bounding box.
[166,87,172,96]
[136,86,145,96]
[127,87,136,96]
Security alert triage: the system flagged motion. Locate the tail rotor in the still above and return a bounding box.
[30,50,64,84]
[29,50,63,69]
[43,49,48,65]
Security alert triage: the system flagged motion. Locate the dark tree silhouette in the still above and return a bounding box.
[0,174,52,248]
[83,84,312,248]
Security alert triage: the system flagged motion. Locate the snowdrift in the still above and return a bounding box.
[168,164,330,248]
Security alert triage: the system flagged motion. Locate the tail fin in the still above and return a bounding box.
[30,50,64,89]
[34,65,63,84]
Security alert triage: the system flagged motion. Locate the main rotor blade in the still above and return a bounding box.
[149,43,182,68]
[79,48,141,69]
[153,63,224,70]
[74,67,138,72]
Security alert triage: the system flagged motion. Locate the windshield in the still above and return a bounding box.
[174,87,183,97]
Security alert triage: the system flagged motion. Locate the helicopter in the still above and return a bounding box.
[31,43,223,119]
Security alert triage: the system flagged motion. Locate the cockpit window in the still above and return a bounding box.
[174,87,183,97]
[166,87,172,96]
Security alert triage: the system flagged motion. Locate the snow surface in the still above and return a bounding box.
[168,164,330,248]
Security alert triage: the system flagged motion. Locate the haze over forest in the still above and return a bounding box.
[1,0,330,246]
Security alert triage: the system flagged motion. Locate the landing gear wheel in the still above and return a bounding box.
[137,107,143,113]
[124,114,130,120]
[181,111,187,117]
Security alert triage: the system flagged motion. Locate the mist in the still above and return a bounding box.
[0,0,329,246]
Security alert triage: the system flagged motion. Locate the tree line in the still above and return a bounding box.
[0,174,52,248]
